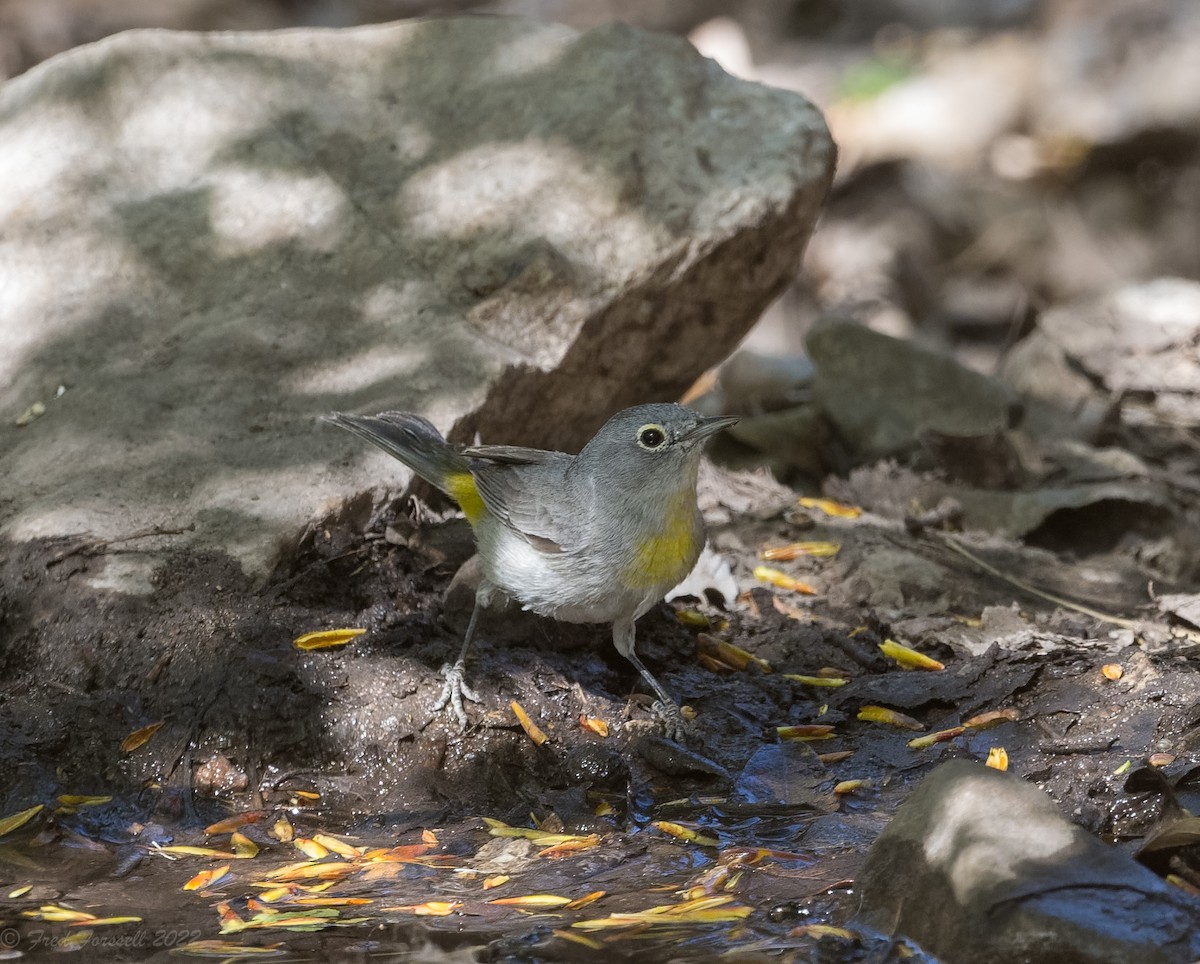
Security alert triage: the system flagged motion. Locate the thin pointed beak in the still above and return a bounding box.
[683,414,739,444]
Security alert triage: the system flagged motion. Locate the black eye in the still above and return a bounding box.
[638,425,666,449]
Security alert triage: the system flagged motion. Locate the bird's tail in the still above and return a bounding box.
[325,411,484,521]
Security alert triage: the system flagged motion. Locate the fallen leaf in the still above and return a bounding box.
[964,709,1019,729]
[294,838,330,860]
[0,804,44,837]
[264,861,357,882]
[57,795,112,807]
[384,901,461,916]
[483,875,510,890]
[675,608,710,628]
[538,834,601,858]
[490,894,572,909]
[184,865,232,891]
[753,566,817,594]
[23,904,96,923]
[777,724,836,741]
[797,497,861,519]
[155,845,238,858]
[553,929,603,949]
[311,833,361,859]
[205,812,268,835]
[564,891,606,910]
[879,639,944,671]
[908,726,966,749]
[833,779,872,795]
[511,700,549,746]
[292,628,366,651]
[272,816,294,843]
[792,923,856,939]
[784,674,848,688]
[857,705,924,730]
[175,939,286,957]
[579,715,609,737]
[652,821,719,847]
[120,721,165,752]
[231,832,259,858]
[761,541,841,561]
[1102,663,1124,681]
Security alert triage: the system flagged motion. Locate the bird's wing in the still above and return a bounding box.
[466,450,586,554]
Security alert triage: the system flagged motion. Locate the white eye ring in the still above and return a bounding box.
[637,424,667,450]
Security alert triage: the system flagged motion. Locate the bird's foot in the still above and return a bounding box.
[650,699,696,744]
[431,661,481,729]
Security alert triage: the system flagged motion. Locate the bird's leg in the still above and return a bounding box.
[613,619,690,742]
[432,582,490,728]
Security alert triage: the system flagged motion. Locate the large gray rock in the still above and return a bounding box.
[857,760,1200,964]
[0,16,834,578]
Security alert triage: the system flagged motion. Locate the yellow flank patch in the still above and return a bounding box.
[444,472,486,525]
[621,498,698,591]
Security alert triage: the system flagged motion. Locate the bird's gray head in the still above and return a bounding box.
[577,403,738,488]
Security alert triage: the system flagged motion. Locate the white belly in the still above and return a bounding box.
[474,521,657,625]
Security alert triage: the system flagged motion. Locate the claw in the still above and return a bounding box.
[431,661,481,729]
[651,700,695,744]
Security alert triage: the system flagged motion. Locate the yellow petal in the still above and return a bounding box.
[294,838,330,860]
[879,639,944,671]
[153,845,237,858]
[8,885,32,898]
[794,924,856,939]
[652,821,719,847]
[908,726,966,749]
[857,705,925,731]
[538,834,601,858]
[578,715,609,737]
[205,812,268,835]
[311,833,361,858]
[564,891,606,910]
[231,832,260,858]
[833,779,872,795]
[796,497,861,519]
[264,861,356,881]
[272,816,294,843]
[292,628,366,651]
[57,795,112,807]
[963,709,1019,730]
[384,901,461,916]
[985,747,1009,771]
[784,674,848,688]
[490,894,573,909]
[183,865,231,891]
[0,804,44,837]
[675,608,710,628]
[1101,663,1123,681]
[776,724,835,741]
[483,875,510,890]
[552,929,603,950]
[760,541,841,560]
[753,566,817,594]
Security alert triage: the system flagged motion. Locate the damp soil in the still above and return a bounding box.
[1,500,1198,962]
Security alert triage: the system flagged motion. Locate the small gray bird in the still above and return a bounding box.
[325,403,737,738]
